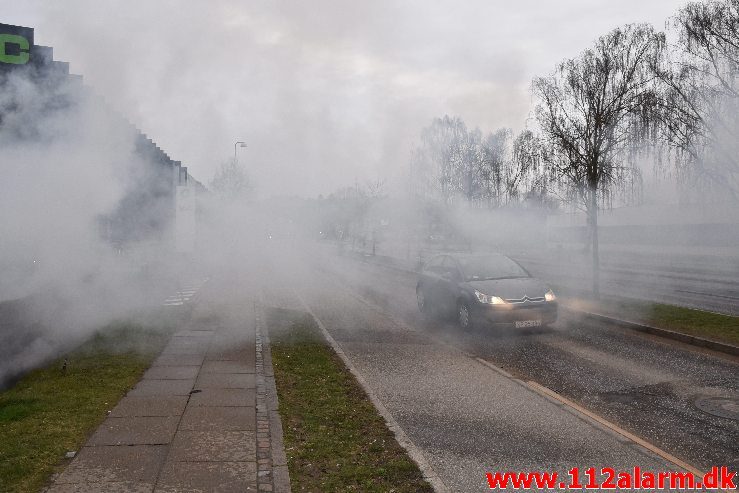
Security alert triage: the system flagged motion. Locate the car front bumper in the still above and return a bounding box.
[471,301,558,327]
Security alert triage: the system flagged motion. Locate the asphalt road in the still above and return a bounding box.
[511,249,739,316]
[360,243,739,316]
[262,245,739,491]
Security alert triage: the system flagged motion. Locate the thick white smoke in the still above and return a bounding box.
[0,71,183,385]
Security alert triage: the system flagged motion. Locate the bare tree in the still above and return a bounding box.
[365,178,387,199]
[654,0,739,200]
[510,129,558,208]
[210,158,253,200]
[411,116,558,211]
[477,129,509,207]
[459,127,483,204]
[321,180,387,247]
[534,24,665,297]
[419,115,468,205]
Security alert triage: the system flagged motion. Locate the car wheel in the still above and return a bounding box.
[416,287,428,313]
[457,301,472,331]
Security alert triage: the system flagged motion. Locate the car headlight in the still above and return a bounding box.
[474,290,507,305]
[545,289,556,302]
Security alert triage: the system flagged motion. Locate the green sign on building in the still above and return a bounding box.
[0,23,34,68]
[0,33,30,64]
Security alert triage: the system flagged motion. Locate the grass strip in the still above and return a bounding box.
[0,323,170,493]
[642,303,738,346]
[268,307,433,493]
[559,288,739,346]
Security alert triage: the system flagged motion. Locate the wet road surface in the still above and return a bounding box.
[263,247,738,491]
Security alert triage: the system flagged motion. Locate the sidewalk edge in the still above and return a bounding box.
[255,302,292,493]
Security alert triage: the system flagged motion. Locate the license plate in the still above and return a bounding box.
[515,320,542,328]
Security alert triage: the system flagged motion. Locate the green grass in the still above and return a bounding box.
[593,298,739,346]
[269,308,433,493]
[557,287,739,346]
[0,323,170,493]
[643,303,739,346]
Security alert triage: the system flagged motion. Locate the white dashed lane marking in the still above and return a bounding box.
[162,278,209,306]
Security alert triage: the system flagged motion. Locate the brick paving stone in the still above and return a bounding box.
[206,348,256,364]
[159,346,207,356]
[109,396,188,418]
[194,372,255,389]
[46,481,154,492]
[154,461,257,492]
[54,445,167,484]
[87,417,180,446]
[127,379,195,397]
[172,330,215,337]
[151,354,205,367]
[143,366,200,380]
[166,336,211,346]
[187,388,255,407]
[179,406,256,431]
[168,430,256,462]
[200,360,254,374]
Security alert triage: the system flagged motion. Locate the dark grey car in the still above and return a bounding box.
[416,253,557,330]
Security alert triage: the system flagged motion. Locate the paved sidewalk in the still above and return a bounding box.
[46,293,290,492]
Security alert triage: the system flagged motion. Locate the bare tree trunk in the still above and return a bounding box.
[588,186,600,299]
[467,163,473,204]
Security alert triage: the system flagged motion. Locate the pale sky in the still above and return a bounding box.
[1,0,687,196]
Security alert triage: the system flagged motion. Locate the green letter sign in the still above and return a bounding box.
[0,33,30,65]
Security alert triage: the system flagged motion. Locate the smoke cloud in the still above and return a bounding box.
[1,0,686,197]
[1,0,736,391]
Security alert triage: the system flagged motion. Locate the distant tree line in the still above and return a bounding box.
[318,180,386,245]
[210,158,254,201]
[409,0,738,296]
[410,117,555,210]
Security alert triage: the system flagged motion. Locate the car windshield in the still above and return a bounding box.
[457,256,529,281]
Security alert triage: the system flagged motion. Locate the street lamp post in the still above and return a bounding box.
[234,141,247,164]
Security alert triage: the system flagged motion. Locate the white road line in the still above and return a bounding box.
[523,381,730,491]
[161,277,210,307]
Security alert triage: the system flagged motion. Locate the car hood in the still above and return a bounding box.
[467,277,548,300]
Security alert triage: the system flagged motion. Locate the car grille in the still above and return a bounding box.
[505,295,545,304]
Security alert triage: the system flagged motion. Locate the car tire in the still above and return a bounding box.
[416,287,428,314]
[457,300,472,331]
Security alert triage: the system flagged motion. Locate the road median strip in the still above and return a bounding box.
[267,305,439,493]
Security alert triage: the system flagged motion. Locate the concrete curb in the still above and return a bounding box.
[471,358,707,478]
[563,306,739,357]
[255,302,292,493]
